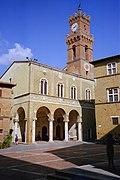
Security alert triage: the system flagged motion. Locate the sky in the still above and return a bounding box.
[0,0,120,77]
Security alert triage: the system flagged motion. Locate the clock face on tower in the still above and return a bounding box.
[71,23,78,32]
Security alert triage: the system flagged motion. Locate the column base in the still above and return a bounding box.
[32,141,37,144]
[77,139,82,142]
[63,139,69,142]
[49,140,54,143]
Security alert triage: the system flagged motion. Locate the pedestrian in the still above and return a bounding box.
[15,134,18,145]
[106,134,114,168]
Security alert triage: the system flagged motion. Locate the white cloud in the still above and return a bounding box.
[0,43,33,65]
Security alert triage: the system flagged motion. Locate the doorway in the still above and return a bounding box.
[56,125,61,140]
[42,126,48,141]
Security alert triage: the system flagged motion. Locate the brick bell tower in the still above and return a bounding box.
[66,5,94,79]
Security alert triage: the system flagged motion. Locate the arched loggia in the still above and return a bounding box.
[69,110,80,140]
[54,108,65,140]
[17,107,26,142]
[36,106,50,141]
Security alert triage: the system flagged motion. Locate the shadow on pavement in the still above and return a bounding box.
[47,143,120,179]
[0,154,55,180]
[0,143,120,180]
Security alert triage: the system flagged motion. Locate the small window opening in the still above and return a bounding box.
[84,45,88,60]
[112,117,118,125]
[72,45,76,60]
[86,71,88,75]
[0,129,3,134]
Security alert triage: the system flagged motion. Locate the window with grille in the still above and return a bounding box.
[107,88,119,102]
[40,79,48,95]
[58,83,64,98]
[107,62,117,75]
[71,85,77,99]
[85,89,91,100]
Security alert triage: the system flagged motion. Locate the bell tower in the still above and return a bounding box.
[66,5,94,79]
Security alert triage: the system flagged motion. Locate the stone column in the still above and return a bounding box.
[32,118,37,143]
[24,118,27,143]
[48,113,54,142]
[14,114,19,142]
[32,110,37,143]
[77,115,82,141]
[64,114,69,142]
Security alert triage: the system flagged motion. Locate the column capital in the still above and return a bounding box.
[33,110,37,120]
[48,112,54,121]
[77,115,82,123]
[14,114,19,122]
[33,118,37,121]
[63,114,69,122]
[48,118,54,122]
[14,118,19,123]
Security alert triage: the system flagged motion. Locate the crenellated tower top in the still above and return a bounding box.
[66,5,94,79]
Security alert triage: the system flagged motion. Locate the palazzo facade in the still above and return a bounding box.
[0,81,15,141]
[91,55,120,140]
[1,7,96,144]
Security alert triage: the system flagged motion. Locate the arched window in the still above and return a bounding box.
[84,45,88,60]
[71,85,77,99]
[85,89,91,100]
[58,83,64,98]
[72,45,76,60]
[40,79,48,95]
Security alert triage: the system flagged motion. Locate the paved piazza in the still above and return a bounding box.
[0,141,120,179]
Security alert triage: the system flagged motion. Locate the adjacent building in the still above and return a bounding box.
[0,81,15,142]
[91,55,120,140]
[1,7,96,144]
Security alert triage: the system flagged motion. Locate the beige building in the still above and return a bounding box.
[0,81,15,142]
[91,55,120,140]
[1,7,96,144]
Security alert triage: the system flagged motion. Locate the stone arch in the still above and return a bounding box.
[69,110,79,140]
[36,106,50,141]
[54,108,66,140]
[17,107,26,142]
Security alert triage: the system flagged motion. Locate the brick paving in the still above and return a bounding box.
[0,141,120,179]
